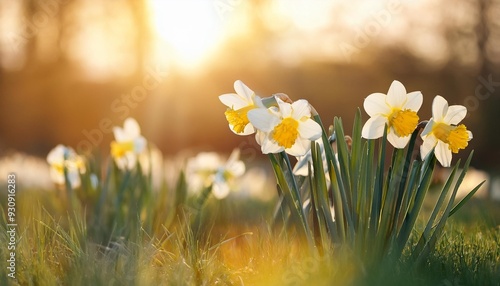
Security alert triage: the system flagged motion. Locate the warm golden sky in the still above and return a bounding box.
[1,0,499,169]
[1,0,488,79]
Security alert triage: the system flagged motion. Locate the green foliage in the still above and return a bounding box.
[269,109,485,268]
[0,111,489,284]
[0,150,496,286]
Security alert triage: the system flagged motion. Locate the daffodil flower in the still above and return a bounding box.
[213,149,246,199]
[361,80,423,148]
[47,144,85,188]
[186,149,245,199]
[247,97,322,156]
[186,152,220,194]
[420,95,473,167]
[110,117,147,170]
[219,80,264,135]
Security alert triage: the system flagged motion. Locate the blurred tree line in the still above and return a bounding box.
[0,0,499,172]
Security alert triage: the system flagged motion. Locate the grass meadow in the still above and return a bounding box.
[0,152,498,286]
[1,82,499,286]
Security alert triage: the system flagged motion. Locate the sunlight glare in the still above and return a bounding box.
[149,0,223,69]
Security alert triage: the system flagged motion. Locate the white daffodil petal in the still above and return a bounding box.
[134,136,147,153]
[298,119,322,141]
[212,182,230,199]
[364,93,389,116]
[253,95,265,108]
[67,171,82,189]
[467,131,473,140]
[387,131,411,149]
[234,80,254,100]
[219,93,248,109]
[111,118,147,171]
[229,161,246,177]
[420,134,437,160]
[293,164,309,176]
[195,152,221,170]
[124,118,141,139]
[420,119,435,137]
[287,138,310,157]
[435,140,452,167]
[125,152,137,169]
[432,96,448,121]
[227,149,240,163]
[291,99,312,119]
[238,122,255,135]
[362,116,387,139]
[276,97,292,118]
[113,127,127,142]
[405,91,423,111]
[47,144,65,164]
[261,136,283,154]
[49,168,65,184]
[255,130,266,146]
[386,80,407,108]
[444,105,467,125]
[293,154,311,176]
[247,108,278,132]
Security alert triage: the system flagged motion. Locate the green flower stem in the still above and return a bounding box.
[311,142,337,246]
[194,184,213,212]
[370,125,388,241]
[375,147,405,255]
[271,190,288,228]
[63,155,81,219]
[333,117,356,241]
[91,157,113,241]
[268,153,313,249]
[350,109,363,224]
[311,113,356,243]
[393,128,420,232]
[114,165,132,229]
[394,153,436,258]
[312,114,346,241]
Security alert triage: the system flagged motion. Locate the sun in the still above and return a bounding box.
[149,0,223,68]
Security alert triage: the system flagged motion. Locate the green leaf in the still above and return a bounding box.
[350,109,363,218]
[311,142,337,245]
[412,160,460,257]
[377,147,405,252]
[394,151,436,258]
[334,117,352,208]
[355,142,371,254]
[268,153,313,247]
[312,113,349,243]
[369,125,388,238]
[333,117,355,241]
[393,129,420,229]
[413,151,477,264]
[449,181,486,217]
